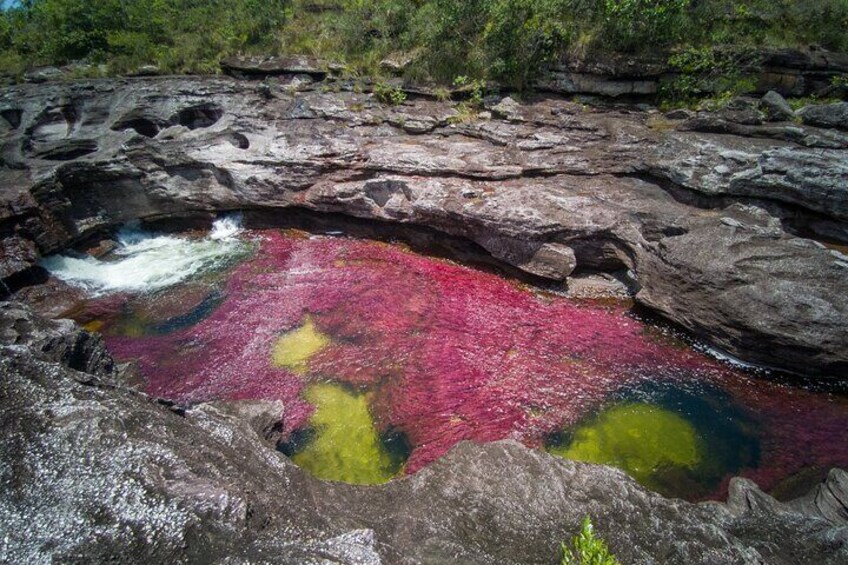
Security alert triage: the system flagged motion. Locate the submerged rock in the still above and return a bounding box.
[1,302,846,564]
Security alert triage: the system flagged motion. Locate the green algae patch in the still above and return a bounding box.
[549,403,703,490]
[272,316,330,374]
[291,383,402,484]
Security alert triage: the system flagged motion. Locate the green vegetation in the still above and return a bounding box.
[561,516,621,565]
[661,46,759,106]
[272,316,330,374]
[448,75,487,123]
[373,81,407,105]
[2,1,848,91]
[291,382,403,484]
[0,0,288,77]
[548,403,703,492]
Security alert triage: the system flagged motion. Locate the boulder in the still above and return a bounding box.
[490,96,522,121]
[379,51,418,74]
[798,101,848,130]
[760,90,796,122]
[129,64,160,77]
[665,108,695,120]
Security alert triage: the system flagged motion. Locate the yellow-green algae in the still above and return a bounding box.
[271,316,330,374]
[292,383,401,484]
[548,403,703,489]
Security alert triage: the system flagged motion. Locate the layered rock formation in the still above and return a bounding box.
[1,301,846,564]
[1,76,847,377]
[538,48,848,98]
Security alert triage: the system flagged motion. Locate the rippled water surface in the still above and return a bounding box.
[52,224,848,499]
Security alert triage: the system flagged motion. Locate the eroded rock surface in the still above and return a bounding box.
[1,302,846,564]
[0,77,846,377]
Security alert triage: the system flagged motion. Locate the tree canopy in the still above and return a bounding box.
[1,0,847,88]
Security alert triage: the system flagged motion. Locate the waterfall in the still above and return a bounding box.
[41,215,248,296]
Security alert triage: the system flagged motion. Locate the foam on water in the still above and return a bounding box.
[42,215,247,295]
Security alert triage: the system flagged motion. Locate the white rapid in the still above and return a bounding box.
[41,215,248,296]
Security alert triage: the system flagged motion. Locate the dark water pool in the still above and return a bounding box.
[60,228,848,500]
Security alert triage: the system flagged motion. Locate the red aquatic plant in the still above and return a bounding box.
[98,231,848,497]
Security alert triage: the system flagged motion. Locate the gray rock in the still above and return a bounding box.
[379,51,417,74]
[491,96,522,121]
[1,302,846,564]
[798,101,848,130]
[761,90,795,121]
[0,77,847,377]
[24,66,64,83]
[220,55,329,79]
[0,301,115,376]
[538,71,657,97]
[665,108,695,120]
[130,64,160,77]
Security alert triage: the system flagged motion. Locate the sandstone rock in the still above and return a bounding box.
[0,301,115,376]
[761,90,795,121]
[537,71,657,97]
[1,235,39,282]
[220,55,329,79]
[191,399,285,444]
[379,51,417,74]
[1,77,847,377]
[798,101,848,130]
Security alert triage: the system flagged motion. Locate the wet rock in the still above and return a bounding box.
[761,90,795,122]
[0,301,115,376]
[1,303,846,564]
[798,101,848,130]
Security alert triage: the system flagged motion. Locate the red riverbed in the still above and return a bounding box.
[81,230,848,500]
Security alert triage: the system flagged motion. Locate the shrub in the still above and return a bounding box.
[480,0,572,89]
[561,516,621,565]
[661,46,758,106]
[599,0,691,52]
[0,0,289,74]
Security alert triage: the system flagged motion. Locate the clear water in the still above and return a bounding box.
[49,226,848,500]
